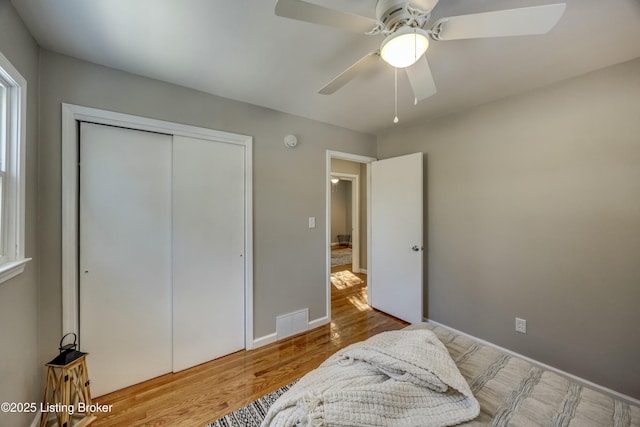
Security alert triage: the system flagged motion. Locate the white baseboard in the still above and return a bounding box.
[425,318,640,407]
[308,316,329,330]
[252,316,330,349]
[252,332,277,349]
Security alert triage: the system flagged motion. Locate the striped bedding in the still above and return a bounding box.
[406,322,640,427]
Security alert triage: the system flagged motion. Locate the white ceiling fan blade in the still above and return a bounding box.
[405,55,437,102]
[431,3,567,41]
[411,0,440,13]
[318,51,381,95]
[275,0,378,33]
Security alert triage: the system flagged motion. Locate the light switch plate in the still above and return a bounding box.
[308,217,316,228]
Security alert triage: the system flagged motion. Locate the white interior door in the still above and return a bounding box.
[172,136,245,372]
[370,152,423,324]
[79,122,173,397]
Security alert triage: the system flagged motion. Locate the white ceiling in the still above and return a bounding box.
[10,0,640,135]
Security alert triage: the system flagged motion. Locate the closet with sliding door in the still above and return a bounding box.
[78,121,249,397]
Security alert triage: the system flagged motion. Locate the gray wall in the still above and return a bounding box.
[0,1,40,426]
[377,58,640,399]
[37,50,376,367]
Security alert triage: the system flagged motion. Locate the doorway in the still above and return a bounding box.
[326,150,425,326]
[326,151,376,322]
[330,172,359,272]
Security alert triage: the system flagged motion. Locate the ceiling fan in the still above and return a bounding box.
[275,0,567,105]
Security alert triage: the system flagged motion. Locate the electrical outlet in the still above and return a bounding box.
[515,317,527,334]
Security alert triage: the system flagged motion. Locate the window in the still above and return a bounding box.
[0,51,30,283]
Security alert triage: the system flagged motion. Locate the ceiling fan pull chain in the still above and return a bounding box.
[394,67,399,124]
[415,27,417,61]
[414,29,418,106]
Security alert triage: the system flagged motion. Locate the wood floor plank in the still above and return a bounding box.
[89,265,407,426]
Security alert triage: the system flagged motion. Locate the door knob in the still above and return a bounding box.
[411,245,421,252]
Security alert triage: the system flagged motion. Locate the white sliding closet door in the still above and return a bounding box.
[172,136,245,372]
[79,123,173,397]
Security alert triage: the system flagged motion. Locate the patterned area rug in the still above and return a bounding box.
[331,247,352,266]
[331,270,363,290]
[204,382,296,427]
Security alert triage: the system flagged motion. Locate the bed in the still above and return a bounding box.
[262,322,640,426]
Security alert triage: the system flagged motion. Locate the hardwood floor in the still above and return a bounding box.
[89,265,407,427]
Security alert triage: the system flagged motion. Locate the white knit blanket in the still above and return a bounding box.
[261,329,480,427]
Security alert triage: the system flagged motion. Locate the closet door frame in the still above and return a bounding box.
[61,103,254,350]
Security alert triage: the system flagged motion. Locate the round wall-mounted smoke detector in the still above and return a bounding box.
[284,134,298,148]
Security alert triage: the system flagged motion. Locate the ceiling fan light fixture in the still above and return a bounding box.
[380,27,429,69]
